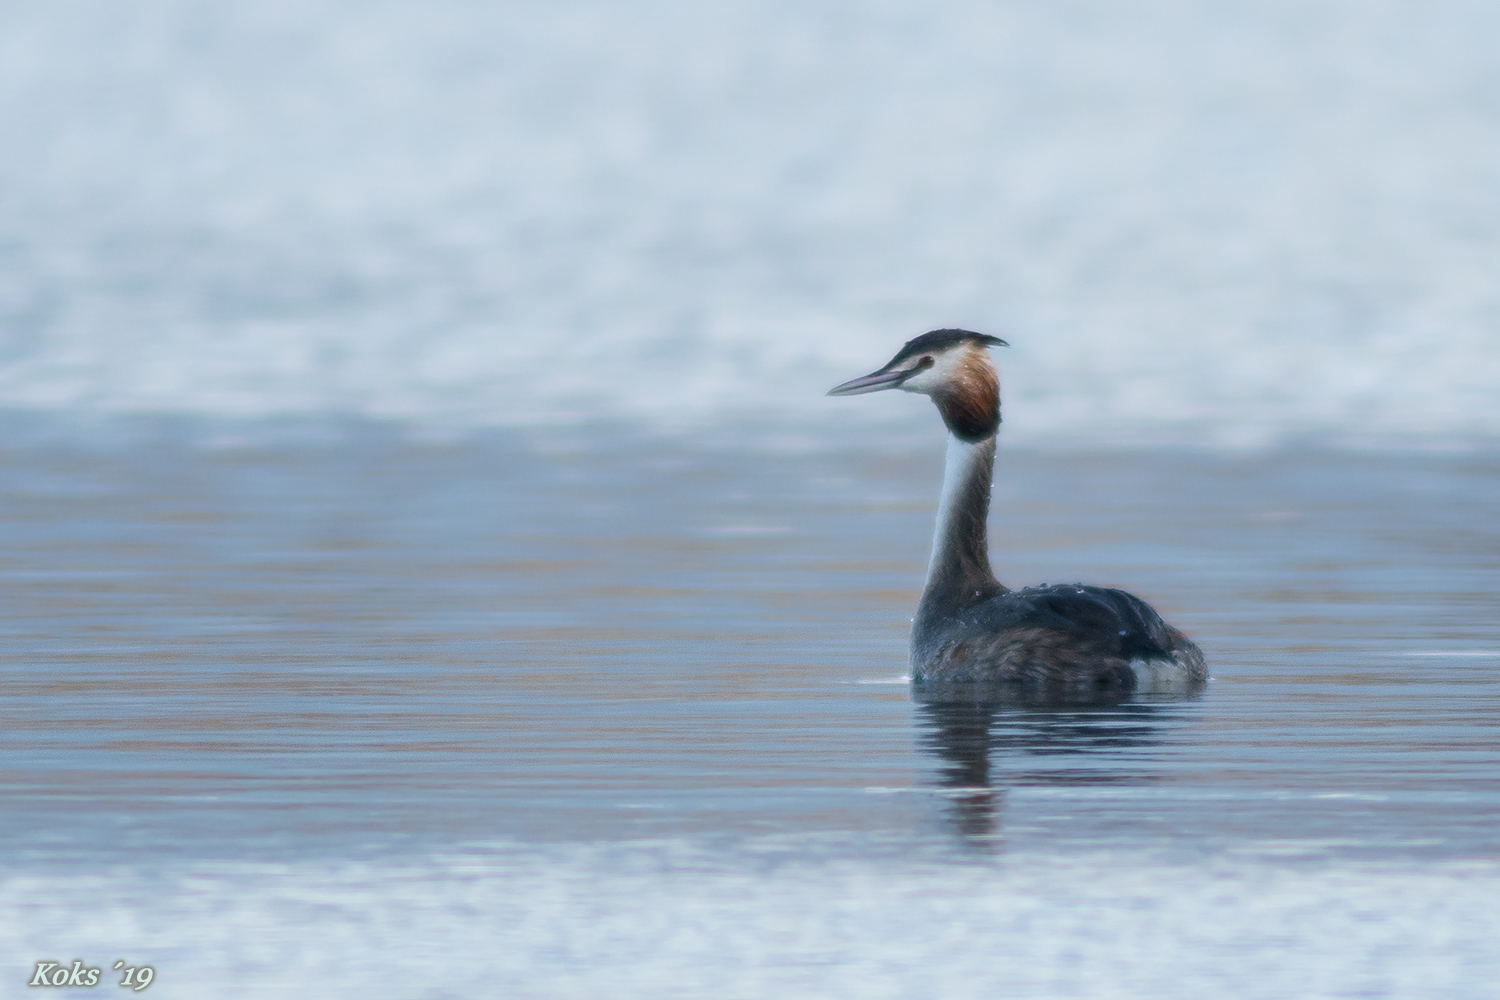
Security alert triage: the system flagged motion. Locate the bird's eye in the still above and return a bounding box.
[915,356,934,370]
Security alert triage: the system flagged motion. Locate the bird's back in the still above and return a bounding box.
[913,583,1206,692]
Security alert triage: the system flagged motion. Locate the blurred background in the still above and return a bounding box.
[3,0,1498,450]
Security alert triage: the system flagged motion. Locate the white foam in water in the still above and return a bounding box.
[2,1,1500,447]
[3,846,1498,999]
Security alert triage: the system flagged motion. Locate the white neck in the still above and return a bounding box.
[922,433,998,596]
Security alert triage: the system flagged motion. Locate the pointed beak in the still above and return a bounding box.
[827,367,906,396]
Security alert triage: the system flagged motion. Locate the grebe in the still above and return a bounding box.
[829,329,1206,692]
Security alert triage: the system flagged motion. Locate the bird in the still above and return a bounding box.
[828,329,1206,694]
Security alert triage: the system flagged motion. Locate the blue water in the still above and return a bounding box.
[3,430,1498,997]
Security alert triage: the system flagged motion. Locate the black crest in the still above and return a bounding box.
[888,329,1008,366]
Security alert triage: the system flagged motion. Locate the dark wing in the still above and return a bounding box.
[916,584,1204,686]
[1005,584,1180,661]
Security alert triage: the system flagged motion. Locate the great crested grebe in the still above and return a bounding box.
[829,329,1206,692]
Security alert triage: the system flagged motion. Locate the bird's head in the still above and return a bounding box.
[827,329,1008,441]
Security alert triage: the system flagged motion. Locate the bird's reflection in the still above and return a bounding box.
[913,682,1202,849]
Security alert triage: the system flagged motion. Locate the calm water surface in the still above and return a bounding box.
[2,429,1498,998]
